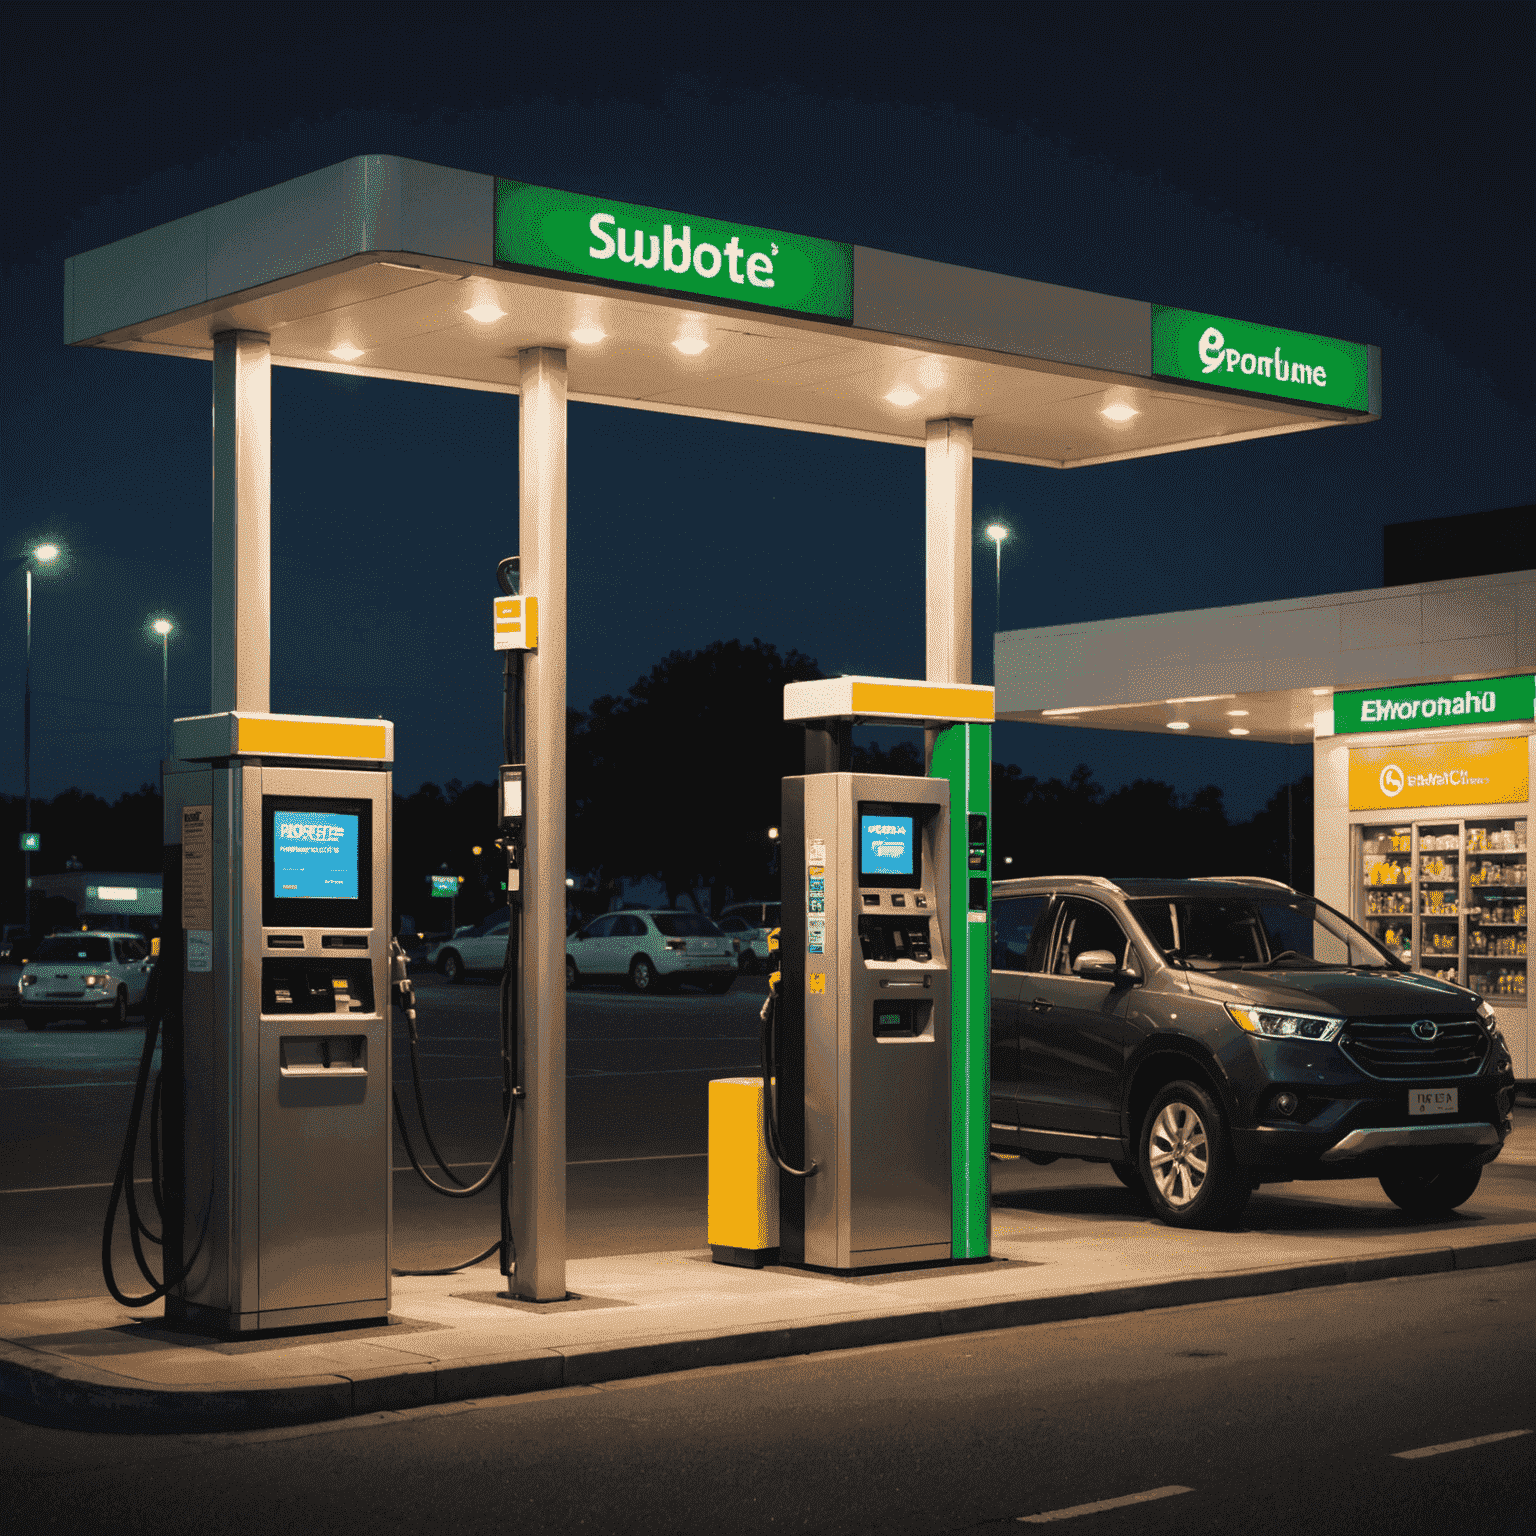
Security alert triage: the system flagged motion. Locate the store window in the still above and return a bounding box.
[1356,817,1527,996]
[992,895,1047,972]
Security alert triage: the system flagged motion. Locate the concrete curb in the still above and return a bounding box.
[4,1235,1533,1434]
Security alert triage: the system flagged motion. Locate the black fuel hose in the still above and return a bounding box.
[759,977,817,1179]
[390,930,522,1275]
[101,987,211,1308]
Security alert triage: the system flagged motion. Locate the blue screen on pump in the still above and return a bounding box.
[273,812,360,899]
[861,814,914,877]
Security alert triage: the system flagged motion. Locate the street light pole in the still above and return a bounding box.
[984,523,1009,634]
[152,618,174,763]
[18,544,60,933]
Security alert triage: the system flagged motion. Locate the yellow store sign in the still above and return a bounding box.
[1349,737,1528,811]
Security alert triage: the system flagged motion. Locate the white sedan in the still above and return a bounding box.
[566,910,736,994]
[18,931,156,1029]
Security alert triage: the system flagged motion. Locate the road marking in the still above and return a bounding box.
[1019,1487,1194,1523]
[1,1176,153,1195]
[1,1153,707,1195]
[0,1080,142,1091]
[1393,1429,1530,1459]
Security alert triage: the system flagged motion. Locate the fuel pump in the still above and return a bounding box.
[766,676,995,1273]
[119,712,400,1334]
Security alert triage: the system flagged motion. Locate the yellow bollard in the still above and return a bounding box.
[708,1077,780,1268]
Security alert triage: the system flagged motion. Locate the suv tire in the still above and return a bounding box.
[565,956,580,991]
[628,955,657,994]
[1380,1163,1482,1219]
[1139,1080,1250,1229]
[108,989,129,1029]
[441,951,464,984]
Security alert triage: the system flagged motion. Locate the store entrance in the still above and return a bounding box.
[1358,817,1529,999]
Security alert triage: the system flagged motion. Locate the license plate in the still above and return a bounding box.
[1409,1088,1458,1116]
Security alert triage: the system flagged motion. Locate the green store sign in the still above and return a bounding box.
[1152,305,1371,412]
[1335,675,1535,734]
[494,180,853,322]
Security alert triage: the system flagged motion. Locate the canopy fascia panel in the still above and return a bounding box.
[64,155,1379,469]
[994,570,1536,745]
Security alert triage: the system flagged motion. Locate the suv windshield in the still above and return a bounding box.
[1128,895,1400,972]
[651,913,722,938]
[34,936,112,963]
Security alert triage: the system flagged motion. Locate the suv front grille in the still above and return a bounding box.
[1338,1017,1488,1081]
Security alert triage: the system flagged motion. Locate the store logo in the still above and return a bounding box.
[1411,1019,1439,1041]
[1360,688,1499,724]
[1379,765,1405,798]
[1198,325,1328,389]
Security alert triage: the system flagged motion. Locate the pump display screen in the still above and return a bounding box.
[261,794,373,929]
[862,814,914,876]
[273,813,360,900]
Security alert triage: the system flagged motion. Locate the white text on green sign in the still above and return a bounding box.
[1334,675,1534,734]
[494,181,853,321]
[1151,305,1371,412]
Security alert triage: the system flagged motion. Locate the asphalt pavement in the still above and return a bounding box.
[4,1263,1531,1534]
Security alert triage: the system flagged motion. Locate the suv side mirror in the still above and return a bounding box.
[1073,949,1138,985]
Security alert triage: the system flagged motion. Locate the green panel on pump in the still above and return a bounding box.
[928,721,991,1260]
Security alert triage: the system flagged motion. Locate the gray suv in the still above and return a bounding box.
[990,876,1516,1228]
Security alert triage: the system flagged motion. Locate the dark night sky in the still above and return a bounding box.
[3,4,1532,822]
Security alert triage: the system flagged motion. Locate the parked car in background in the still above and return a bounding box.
[566,910,736,994]
[990,875,1516,1228]
[432,912,510,981]
[17,931,156,1029]
[717,901,780,974]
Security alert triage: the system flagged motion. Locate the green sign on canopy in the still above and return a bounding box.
[494,180,853,322]
[1152,305,1371,412]
[1334,675,1535,734]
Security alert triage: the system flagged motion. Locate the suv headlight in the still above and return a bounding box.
[1228,1004,1343,1042]
[1476,999,1507,1044]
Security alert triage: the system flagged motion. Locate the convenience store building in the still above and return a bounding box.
[994,564,1535,1081]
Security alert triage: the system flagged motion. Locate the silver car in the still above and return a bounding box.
[18,931,155,1029]
[566,910,736,994]
[717,901,781,974]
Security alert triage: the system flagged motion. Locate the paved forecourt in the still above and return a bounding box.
[4,1146,1532,1433]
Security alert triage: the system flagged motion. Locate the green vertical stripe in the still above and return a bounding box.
[930,721,991,1259]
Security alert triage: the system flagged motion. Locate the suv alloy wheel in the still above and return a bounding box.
[441,951,464,984]
[108,988,128,1029]
[565,956,580,990]
[628,955,657,993]
[1139,1080,1250,1229]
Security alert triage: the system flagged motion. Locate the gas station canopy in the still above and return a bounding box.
[64,155,1379,469]
[994,569,1535,744]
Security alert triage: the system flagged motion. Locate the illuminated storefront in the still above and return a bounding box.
[995,565,1534,1081]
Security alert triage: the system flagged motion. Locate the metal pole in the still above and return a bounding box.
[23,567,32,929]
[161,631,170,764]
[994,538,1002,634]
[924,419,973,690]
[211,331,271,714]
[513,346,568,1301]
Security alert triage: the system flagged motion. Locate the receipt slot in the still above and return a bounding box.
[778,773,953,1270]
[161,712,393,1333]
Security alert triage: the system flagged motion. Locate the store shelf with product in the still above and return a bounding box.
[1356,816,1528,997]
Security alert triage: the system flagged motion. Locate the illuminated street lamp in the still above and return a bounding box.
[150,617,174,764]
[984,523,1010,631]
[8,543,62,932]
